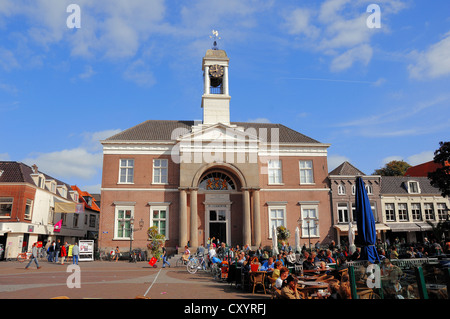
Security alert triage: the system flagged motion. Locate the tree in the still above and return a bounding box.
[428,141,450,197]
[373,160,411,176]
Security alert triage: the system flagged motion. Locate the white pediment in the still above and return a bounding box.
[178,123,259,144]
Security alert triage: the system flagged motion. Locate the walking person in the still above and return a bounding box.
[25,243,41,270]
[162,243,170,268]
[72,242,79,265]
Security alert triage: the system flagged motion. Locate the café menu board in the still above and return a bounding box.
[79,240,94,261]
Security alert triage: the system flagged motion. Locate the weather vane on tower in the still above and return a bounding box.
[210,30,221,50]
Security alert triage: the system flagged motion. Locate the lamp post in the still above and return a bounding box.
[119,217,144,261]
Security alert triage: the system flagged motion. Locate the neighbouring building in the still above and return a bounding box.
[380,175,449,243]
[99,46,332,254]
[328,161,388,247]
[0,161,101,259]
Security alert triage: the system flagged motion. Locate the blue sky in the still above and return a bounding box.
[0,0,449,193]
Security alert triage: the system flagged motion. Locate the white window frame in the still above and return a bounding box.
[437,203,448,221]
[24,199,33,220]
[424,203,435,221]
[118,159,134,184]
[152,159,168,184]
[114,205,135,240]
[338,184,346,195]
[299,160,314,184]
[411,203,422,221]
[365,184,373,195]
[300,205,319,238]
[268,159,283,184]
[0,197,13,218]
[407,181,421,194]
[398,203,408,221]
[149,203,170,240]
[267,204,287,239]
[337,203,349,223]
[385,203,395,222]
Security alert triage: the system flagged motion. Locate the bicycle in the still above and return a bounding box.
[17,252,32,262]
[176,255,189,267]
[186,254,207,274]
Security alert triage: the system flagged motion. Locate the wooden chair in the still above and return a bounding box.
[250,271,266,294]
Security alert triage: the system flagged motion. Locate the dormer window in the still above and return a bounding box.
[57,185,67,198]
[407,181,420,194]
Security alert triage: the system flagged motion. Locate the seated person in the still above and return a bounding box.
[280,275,301,299]
[275,267,290,289]
[260,257,275,271]
[302,256,316,271]
[182,245,190,262]
[285,251,296,266]
[272,261,283,279]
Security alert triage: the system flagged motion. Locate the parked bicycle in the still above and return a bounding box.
[186,254,208,274]
[17,252,32,262]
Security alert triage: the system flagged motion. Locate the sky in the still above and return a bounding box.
[0,0,449,194]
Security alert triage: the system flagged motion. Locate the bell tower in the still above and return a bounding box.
[201,31,231,125]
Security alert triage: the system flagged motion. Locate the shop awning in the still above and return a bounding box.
[334,223,390,233]
[55,202,83,213]
[386,223,421,232]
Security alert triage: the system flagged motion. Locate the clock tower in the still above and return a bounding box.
[201,44,231,125]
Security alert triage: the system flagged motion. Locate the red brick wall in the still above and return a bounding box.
[0,184,36,221]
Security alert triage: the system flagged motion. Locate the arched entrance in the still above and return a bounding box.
[197,167,241,247]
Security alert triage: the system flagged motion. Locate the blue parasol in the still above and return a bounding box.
[354,176,380,263]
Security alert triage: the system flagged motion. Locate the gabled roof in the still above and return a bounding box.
[381,176,441,194]
[329,161,365,176]
[0,161,73,200]
[102,120,322,144]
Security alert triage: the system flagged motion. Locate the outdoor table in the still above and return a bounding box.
[298,280,328,288]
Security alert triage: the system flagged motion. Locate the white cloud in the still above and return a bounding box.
[381,151,434,167]
[81,183,101,194]
[81,129,122,151]
[281,0,406,71]
[330,44,373,72]
[247,117,271,123]
[0,153,10,161]
[407,151,434,166]
[22,148,102,180]
[327,154,351,172]
[408,31,450,80]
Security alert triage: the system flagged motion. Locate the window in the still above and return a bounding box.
[337,203,349,223]
[411,203,422,221]
[299,160,314,184]
[73,214,79,228]
[398,203,408,221]
[351,185,356,195]
[119,159,134,183]
[365,184,373,195]
[151,207,169,238]
[115,207,134,239]
[153,159,168,184]
[0,197,13,218]
[24,199,33,220]
[407,181,420,194]
[301,206,319,237]
[268,205,286,238]
[89,214,96,228]
[437,203,448,221]
[268,160,283,184]
[385,203,395,222]
[424,203,434,220]
[338,184,346,195]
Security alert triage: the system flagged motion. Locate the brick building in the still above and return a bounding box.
[98,47,332,254]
